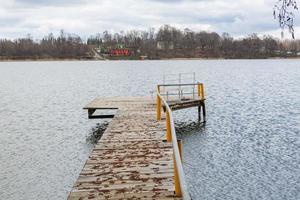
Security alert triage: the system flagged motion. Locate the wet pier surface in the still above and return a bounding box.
[68,97,181,199]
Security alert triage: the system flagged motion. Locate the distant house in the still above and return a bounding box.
[259,46,266,53]
[140,55,148,60]
[95,48,101,53]
[110,48,130,56]
[274,50,281,55]
[157,41,174,50]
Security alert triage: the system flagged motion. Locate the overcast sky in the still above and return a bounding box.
[0,0,299,39]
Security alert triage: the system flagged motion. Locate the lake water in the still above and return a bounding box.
[0,60,299,200]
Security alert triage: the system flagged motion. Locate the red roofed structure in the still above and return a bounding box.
[110,48,130,56]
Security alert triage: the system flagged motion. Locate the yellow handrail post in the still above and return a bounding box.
[200,83,205,100]
[178,140,183,161]
[174,139,183,196]
[174,154,182,197]
[166,110,172,142]
[197,82,201,98]
[156,85,161,120]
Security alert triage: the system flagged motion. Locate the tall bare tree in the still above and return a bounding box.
[274,0,298,38]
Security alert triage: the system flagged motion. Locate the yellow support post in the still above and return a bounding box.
[200,83,205,100]
[156,86,161,120]
[197,82,201,98]
[174,139,183,196]
[178,140,183,161]
[166,111,172,142]
[174,155,182,197]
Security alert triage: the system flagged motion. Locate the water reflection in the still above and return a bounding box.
[86,122,109,145]
[175,120,206,138]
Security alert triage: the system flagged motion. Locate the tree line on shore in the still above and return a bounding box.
[0,31,89,60]
[1,25,300,60]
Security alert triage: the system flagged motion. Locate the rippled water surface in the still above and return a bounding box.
[0,60,299,200]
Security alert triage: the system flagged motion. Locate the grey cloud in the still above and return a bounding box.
[0,0,297,39]
[147,0,212,2]
[15,0,84,6]
[0,15,22,27]
[147,0,183,3]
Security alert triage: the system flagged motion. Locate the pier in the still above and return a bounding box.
[68,81,205,200]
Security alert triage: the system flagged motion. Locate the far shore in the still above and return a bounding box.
[0,58,93,62]
[1,57,300,62]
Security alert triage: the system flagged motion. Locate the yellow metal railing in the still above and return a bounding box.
[156,82,205,200]
[197,82,205,100]
[157,82,205,120]
[158,82,205,103]
[156,82,205,199]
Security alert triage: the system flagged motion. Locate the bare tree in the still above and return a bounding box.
[274,0,298,38]
[2,25,300,60]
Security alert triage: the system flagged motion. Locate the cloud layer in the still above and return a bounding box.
[0,0,299,39]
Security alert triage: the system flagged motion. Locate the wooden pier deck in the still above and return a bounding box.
[68,97,182,200]
[69,82,206,200]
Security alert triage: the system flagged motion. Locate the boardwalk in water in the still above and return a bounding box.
[68,97,181,199]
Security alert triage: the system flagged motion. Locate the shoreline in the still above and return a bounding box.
[1,57,300,62]
[0,58,96,62]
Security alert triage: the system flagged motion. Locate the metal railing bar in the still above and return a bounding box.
[162,79,183,82]
[163,78,195,82]
[160,92,198,96]
[163,72,196,76]
[162,87,196,90]
[161,89,194,92]
[158,83,199,87]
